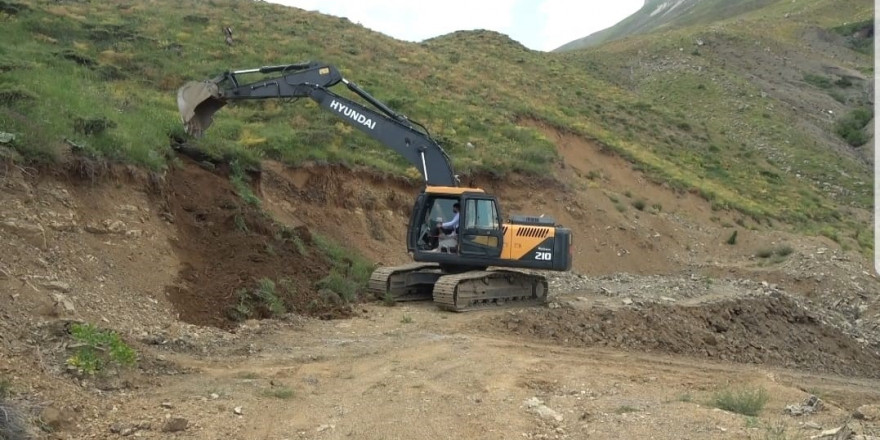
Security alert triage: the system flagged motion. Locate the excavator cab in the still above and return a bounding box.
[408,187,504,263]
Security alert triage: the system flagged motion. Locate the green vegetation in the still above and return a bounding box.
[314,234,375,303]
[756,244,793,259]
[262,386,294,399]
[834,107,873,147]
[228,278,287,321]
[803,73,832,89]
[400,314,414,324]
[0,377,11,398]
[229,160,261,206]
[726,230,738,245]
[614,405,640,414]
[67,323,137,375]
[712,386,769,416]
[832,19,874,54]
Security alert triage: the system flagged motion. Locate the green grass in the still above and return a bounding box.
[834,107,873,146]
[67,323,137,375]
[726,230,738,245]
[614,405,640,414]
[262,386,294,400]
[227,278,287,321]
[313,233,375,303]
[712,387,769,416]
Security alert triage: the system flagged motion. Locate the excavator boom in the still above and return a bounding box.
[177,61,457,187]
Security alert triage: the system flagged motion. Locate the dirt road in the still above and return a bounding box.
[64,294,876,440]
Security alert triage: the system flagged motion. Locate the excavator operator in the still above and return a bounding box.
[438,203,460,235]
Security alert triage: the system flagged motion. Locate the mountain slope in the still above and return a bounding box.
[555,0,781,51]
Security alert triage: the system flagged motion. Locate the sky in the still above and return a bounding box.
[266,1,644,52]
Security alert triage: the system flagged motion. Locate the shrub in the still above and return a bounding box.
[67,323,136,375]
[726,230,738,245]
[712,387,769,416]
[834,107,873,147]
[227,278,286,321]
[632,200,646,211]
[756,248,773,258]
[317,270,358,303]
[775,245,793,256]
[0,397,28,440]
[263,386,294,399]
[803,73,832,89]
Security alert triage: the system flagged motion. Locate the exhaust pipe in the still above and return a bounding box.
[176,80,226,137]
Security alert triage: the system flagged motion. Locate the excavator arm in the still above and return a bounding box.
[177,61,458,187]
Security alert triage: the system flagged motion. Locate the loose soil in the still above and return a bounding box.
[159,157,348,329]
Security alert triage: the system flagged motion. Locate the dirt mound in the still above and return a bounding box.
[159,158,346,329]
[491,294,880,378]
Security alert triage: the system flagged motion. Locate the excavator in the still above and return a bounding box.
[177,61,572,311]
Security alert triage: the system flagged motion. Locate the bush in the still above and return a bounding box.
[227,278,287,321]
[834,107,873,147]
[713,387,769,416]
[67,323,136,375]
[726,230,738,245]
[803,73,832,89]
[632,200,646,211]
[756,248,773,258]
[0,398,29,440]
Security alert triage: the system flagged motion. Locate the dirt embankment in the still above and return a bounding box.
[490,293,880,379]
[158,158,351,329]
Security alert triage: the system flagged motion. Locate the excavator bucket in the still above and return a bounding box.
[176,80,226,137]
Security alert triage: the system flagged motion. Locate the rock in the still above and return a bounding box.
[1,220,47,248]
[125,229,143,238]
[85,224,110,234]
[51,293,76,314]
[622,298,634,306]
[853,404,880,421]
[317,424,335,432]
[160,402,173,409]
[524,397,563,422]
[43,281,71,293]
[810,425,852,440]
[40,406,75,431]
[161,417,188,432]
[233,406,243,415]
[785,395,823,416]
[106,220,126,233]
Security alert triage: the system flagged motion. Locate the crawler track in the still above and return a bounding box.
[368,263,442,302]
[433,269,548,312]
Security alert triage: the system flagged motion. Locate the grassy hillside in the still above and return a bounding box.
[555,0,779,51]
[0,0,873,252]
[559,0,874,249]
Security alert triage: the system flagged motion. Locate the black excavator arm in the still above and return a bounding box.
[177,61,458,187]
